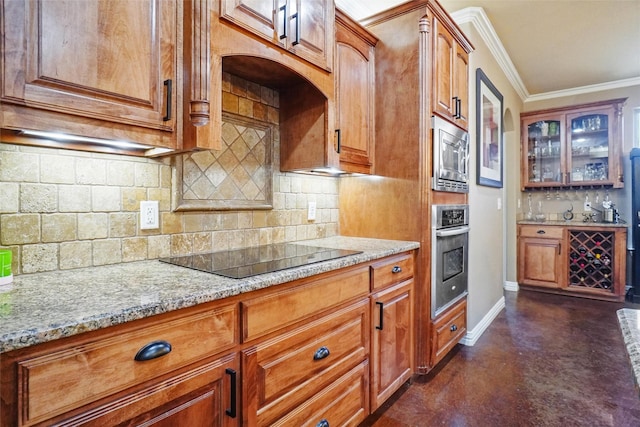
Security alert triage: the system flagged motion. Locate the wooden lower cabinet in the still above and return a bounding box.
[242,300,369,426]
[1,252,416,426]
[518,225,565,289]
[370,279,414,410]
[0,302,239,427]
[517,223,627,301]
[430,298,467,367]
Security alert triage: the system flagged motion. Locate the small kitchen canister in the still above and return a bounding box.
[0,249,13,286]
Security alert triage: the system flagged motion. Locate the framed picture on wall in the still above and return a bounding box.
[476,68,504,188]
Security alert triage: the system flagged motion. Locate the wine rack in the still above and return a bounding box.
[568,230,615,292]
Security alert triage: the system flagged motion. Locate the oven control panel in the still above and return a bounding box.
[433,205,469,229]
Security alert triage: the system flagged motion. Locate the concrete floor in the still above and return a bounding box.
[363,290,640,426]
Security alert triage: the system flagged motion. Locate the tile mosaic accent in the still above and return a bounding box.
[174,112,274,211]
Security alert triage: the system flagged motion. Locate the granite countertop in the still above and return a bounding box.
[518,220,628,228]
[617,309,640,396]
[0,236,419,354]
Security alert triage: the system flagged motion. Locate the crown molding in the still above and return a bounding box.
[451,7,640,104]
[451,7,529,102]
[525,76,640,103]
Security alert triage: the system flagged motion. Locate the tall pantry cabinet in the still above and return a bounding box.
[339,0,473,373]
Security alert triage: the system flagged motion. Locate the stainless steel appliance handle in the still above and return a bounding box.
[435,226,470,237]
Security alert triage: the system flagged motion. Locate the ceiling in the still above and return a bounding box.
[335,0,640,101]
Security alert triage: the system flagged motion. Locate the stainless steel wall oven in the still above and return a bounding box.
[431,204,469,318]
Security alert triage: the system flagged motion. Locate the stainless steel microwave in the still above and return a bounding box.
[432,115,470,193]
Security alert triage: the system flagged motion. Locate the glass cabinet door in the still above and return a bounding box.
[525,119,563,186]
[567,112,611,185]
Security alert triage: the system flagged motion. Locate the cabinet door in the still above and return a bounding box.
[2,0,177,132]
[370,279,413,410]
[61,354,240,427]
[430,298,466,367]
[522,115,565,188]
[567,106,621,188]
[518,236,563,288]
[287,0,333,71]
[433,19,455,122]
[335,18,375,174]
[453,43,469,129]
[220,0,333,70]
[220,0,282,48]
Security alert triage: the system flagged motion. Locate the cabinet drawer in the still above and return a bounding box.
[431,299,466,366]
[246,300,369,426]
[519,225,563,239]
[17,304,237,425]
[371,253,414,290]
[242,265,370,342]
[270,361,369,427]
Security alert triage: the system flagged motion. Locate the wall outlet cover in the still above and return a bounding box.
[140,200,159,230]
[307,201,317,221]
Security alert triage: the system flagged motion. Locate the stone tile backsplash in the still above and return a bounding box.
[0,73,339,275]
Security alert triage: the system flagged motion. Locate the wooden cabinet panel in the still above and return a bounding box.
[59,353,240,427]
[242,265,370,342]
[335,10,377,174]
[432,18,468,130]
[270,361,369,427]
[16,304,237,425]
[370,279,413,410]
[243,300,369,426]
[430,298,466,367]
[454,43,470,129]
[220,0,280,47]
[518,237,563,287]
[370,252,414,291]
[519,225,564,239]
[2,0,177,133]
[220,0,333,71]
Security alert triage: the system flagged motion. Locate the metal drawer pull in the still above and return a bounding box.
[392,265,402,274]
[376,301,384,330]
[313,346,330,361]
[134,340,172,361]
[450,324,458,332]
[536,230,546,234]
[291,12,300,45]
[316,419,329,427]
[226,368,237,418]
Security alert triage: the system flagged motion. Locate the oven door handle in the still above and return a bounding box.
[435,226,470,237]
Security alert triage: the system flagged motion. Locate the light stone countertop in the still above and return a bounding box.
[0,236,419,354]
[617,308,640,396]
[517,220,628,228]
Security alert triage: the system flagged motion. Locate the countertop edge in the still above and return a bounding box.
[0,237,419,353]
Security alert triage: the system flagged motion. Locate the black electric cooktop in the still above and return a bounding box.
[160,243,362,279]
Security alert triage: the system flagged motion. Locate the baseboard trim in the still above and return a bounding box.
[504,280,519,292]
[460,295,506,346]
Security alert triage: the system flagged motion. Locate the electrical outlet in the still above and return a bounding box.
[307,201,317,221]
[140,200,159,230]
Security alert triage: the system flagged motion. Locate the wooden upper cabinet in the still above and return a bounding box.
[1,0,218,155]
[2,0,177,133]
[432,17,469,130]
[520,98,626,190]
[335,10,377,174]
[220,0,334,71]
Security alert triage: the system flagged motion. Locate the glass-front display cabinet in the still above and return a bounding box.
[521,98,626,190]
